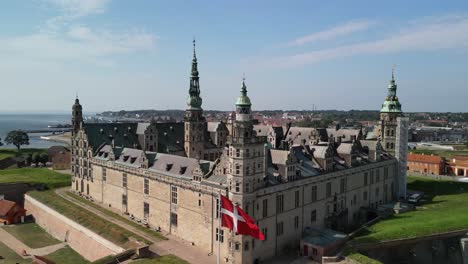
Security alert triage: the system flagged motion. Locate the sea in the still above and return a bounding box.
[0,113,71,149]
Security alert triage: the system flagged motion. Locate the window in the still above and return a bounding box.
[235,182,240,192]
[262,228,268,241]
[276,194,284,213]
[363,191,368,201]
[311,185,317,202]
[276,222,284,236]
[143,202,149,218]
[364,172,368,186]
[294,216,299,229]
[144,178,149,195]
[246,149,250,157]
[244,241,249,251]
[340,178,346,193]
[216,198,220,218]
[216,228,224,243]
[236,149,240,157]
[102,168,107,181]
[236,164,240,175]
[122,194,127,205]
[311,209,317,222]
[170,212,178,226]
[384,166,389,179]
[295,190,300,208]
[376,187,380,197]
[171,186,178,204]
[245,183,250,193]
[122,173,127,188]
[262,199,268,218]
[235,243,240,251]
[370,173,374,184]
[326,182,332,198]
[246,166,250,175]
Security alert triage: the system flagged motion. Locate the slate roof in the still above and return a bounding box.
[285,127,316,145]
[310,145,329,159]
[360,140,379,151]
[137,123,150,134]
[337,143,354,155]
[253,125,272,137]
[84,123,140,152]
[326,128,361,141]
[149,153,211,179]
[115,148,147,167]
[154,122,184,153]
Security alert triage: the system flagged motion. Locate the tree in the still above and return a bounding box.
[0,137,3,147]
[32,153,41,166]
[5,130,29,151]
[39,153,49,164]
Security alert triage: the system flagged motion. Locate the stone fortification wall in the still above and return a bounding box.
[24,194,125,261]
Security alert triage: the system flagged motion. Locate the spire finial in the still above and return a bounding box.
[192,37,196,60]
[392,64,396,81]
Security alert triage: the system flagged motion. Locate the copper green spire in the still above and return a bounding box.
[236,76,251,106]
[187,38,202,110]
[380,69,402,113]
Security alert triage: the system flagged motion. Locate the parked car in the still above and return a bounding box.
[408,193,423,203]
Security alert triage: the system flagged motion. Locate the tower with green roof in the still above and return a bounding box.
[380,70,403,155]
[184,39,207,159]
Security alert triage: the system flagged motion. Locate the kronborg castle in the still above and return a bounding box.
[71,42,408,263]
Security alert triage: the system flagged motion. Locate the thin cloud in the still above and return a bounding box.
[255,15,468,68]
[288,20,373,46]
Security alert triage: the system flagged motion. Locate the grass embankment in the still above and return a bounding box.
[0,148,47,160]
[343,246,382,264]
[45,245,90,264]
[353,176,468,244]
[28,190,151,247]
[0,241,30,264]
[0,168,71,189]
[131,255,190,264]
[410,149,468,159]
[2,222,60,249]
[65,191,166,241]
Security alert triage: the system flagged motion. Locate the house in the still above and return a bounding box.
[407,153,446,175]
[447,155,468,176]
[48,146,71,170]
[0,199,26,225]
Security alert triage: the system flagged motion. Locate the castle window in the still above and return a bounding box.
[122,194,127,206]
[122,173,127,188]
[216,228,224,243]
[262,228,268,241]
[364,172,368,186]
[102,168,107,182]
[216,198,220,218]
[294,216,299,229]
[376,187,380,197]
[295,190,300,208]
[246,166,250,175]
[276,194,284,213]
[235,182,240,192]
[363,191,368,201]
[143,202,149,219]
[244,241,249,251]
[262,199,268,218]
[311,210,317,222]
[170,213,178,226]
[326,182,331,198]
[246,149,250,157]
[236,149,240,157]
[245,183,250,193]
[340,178,346,193]
[171,186,178,204]
[179,166,187,174]
[144,178,149,195]
[276,222,284,236]
[384,167,389,179]
[236,164,240,175]
[166,163,173,171]
[311,186,317,202]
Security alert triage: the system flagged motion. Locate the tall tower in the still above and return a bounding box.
[226,78,266,263]
[380,70,403,156]
[72,96,83,136]
[184,39,206,159]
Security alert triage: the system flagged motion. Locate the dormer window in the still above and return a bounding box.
[130,157,136,163]
[180,166,187,174]
[123,155,130,162]
[114,127,118,132]
[166,163,173,171]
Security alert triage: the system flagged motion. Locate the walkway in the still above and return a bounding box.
[55,188,217,264]
[0,227,66,258]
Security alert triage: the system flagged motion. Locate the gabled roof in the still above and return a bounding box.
[150,153,212,178]
[155,122,184,153]
[84,123,140,152]
[0,200,16,217]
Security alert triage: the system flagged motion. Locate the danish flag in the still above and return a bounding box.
[220,194,265,240]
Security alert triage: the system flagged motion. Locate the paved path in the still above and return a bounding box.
[56,188,217,264]
[0,227,66,258]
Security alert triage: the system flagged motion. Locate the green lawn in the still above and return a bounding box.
[28,190,151,247]
[131,255,189,264]
[0,241,30,264]
[410,149,468,159]
[2,222,60,249]
[44,246,89,264]
[353,176,468,244]
[65,191,166,241]
[0,168,71,189]
[0,148,47,160]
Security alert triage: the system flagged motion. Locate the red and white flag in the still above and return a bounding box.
[220,194,265,240]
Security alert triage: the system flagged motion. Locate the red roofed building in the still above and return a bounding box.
[0,199,26,225]
[407,153,446,175]
[447,155,468,177]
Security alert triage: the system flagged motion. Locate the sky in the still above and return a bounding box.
[0,0,467,113]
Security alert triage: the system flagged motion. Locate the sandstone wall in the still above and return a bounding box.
[24,194,125,261]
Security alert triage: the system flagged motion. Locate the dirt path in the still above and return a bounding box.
[0,228,66,258]
[55,188,217,264]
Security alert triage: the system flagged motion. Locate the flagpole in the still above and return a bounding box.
[217,192,221,264]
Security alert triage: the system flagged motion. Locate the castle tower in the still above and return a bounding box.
[226,78,266,263]
[184,39,206,159]
[72,96,83,136]
[380,70,403,156]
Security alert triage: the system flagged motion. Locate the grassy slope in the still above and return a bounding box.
[45,246,90,264]
[0,168,71,189]
[0,148,47,160]
[0,241,30,264]
[353,176,468,244]
[28,190,150,247]
[2,223,60,249]
[131,255,189,264]
[65,191,166,241]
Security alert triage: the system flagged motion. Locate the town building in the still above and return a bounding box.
[447,155,468,176]
[70,42,405,263]
[0,199,26,225]
[407,153,446,175]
